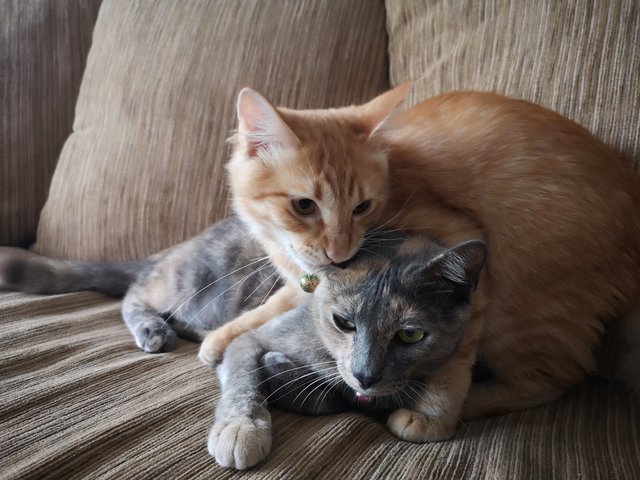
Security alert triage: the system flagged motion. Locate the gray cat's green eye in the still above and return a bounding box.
[333,314,356,332]
[292,198,318,216]
[396,328,426,344]
[353,200,372,215]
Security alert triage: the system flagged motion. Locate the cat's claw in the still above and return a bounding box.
[387,408,455,443]
[135,320,177,353]
[208,416,272,470]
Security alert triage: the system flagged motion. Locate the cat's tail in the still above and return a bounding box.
[0,247,150,298]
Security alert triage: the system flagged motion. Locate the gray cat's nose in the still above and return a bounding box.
[353,372,381,389]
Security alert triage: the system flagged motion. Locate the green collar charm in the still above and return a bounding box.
[299,273,320,293]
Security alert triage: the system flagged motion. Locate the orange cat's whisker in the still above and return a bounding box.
[259,274,282,307]
[183,261,273,328]
[161,255,270,327]
[243,269,279,303]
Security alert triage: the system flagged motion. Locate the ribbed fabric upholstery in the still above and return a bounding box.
[4,2,640,478]
[34,0,389,261]
[1,292,638,479]
[386,0,640,169]
[0,0,101,247]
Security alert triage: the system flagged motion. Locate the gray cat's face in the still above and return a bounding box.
[313,240,486,402]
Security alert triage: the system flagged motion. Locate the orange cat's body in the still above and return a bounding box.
[378,92,640,422]
[199,87,640,440]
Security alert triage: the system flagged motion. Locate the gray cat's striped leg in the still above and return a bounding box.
[121,289,177,353]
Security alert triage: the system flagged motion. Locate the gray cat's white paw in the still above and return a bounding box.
[135,320,177,353]
[387,408,455,443]
[208,417,272,470]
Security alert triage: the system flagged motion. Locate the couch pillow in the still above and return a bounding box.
[386,0,640,169]
[0,0,101,247]
[33,0,388,261]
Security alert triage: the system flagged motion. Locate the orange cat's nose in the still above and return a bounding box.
[325,247,352,264]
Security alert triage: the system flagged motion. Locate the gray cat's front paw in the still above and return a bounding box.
[208,416,272,470]
[135,320,177,353]
[387,408,455,443]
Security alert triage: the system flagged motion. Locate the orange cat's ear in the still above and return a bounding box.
[359,82,413,136]
[236,88,299,156]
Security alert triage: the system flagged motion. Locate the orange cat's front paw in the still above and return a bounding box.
[198,328,233,367]
[387,409,455,443]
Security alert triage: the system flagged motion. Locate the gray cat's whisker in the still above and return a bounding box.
[256,364,337,388]
[302,376,341,413]
[237,361,315,379]
[254,362,336,387]
[245,359,333,376]
[261,368,338,406]
[403,385,422,407]
[289,375,334,408]
[294,372,341,408]
[161,255,270,326]
[289,373,341,411]
[313,376,343,413]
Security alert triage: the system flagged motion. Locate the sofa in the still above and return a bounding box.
[1,1,639,478]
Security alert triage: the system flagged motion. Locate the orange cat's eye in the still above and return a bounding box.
[353,200,372,216]
[292,198,318,216]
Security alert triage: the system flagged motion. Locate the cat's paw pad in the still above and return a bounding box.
[198,329,230,366]
[135,320,177,353]
[387,408,455,443]
[208,417,272,470]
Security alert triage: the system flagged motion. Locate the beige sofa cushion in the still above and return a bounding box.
[386,0,640,169]
[33,0,389,261]
[0,0,101,247]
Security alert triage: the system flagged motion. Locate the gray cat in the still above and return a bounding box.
[0,217,487,470]
[0,218,283,352]
[209,230,486,469]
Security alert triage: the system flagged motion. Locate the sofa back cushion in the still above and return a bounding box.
[0,0,101,247]
[386,0,640,169]
[33,0,388,261]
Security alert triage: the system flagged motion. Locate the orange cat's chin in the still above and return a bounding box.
[290,253,330,273]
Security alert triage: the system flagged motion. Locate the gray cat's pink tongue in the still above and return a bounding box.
[354,391,371,406]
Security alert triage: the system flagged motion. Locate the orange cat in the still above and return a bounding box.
[377,93,640,439]
[199,87,640,441]
[198,85,412,364]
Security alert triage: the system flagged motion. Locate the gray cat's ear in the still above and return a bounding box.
[359,82,413,136]
[236,88,299,156]
[427,240,487,289]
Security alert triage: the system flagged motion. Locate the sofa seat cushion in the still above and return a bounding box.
[1,292,639,479]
